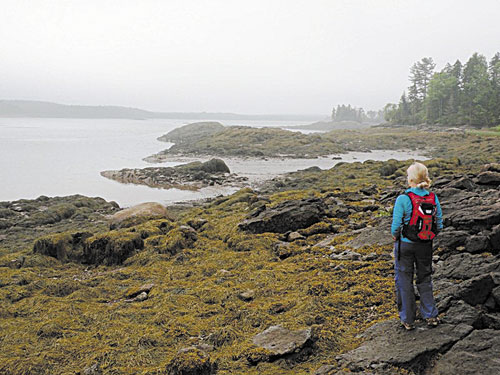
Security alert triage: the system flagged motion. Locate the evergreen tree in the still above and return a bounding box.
[407,57,436,123]
[425,71,457,124]
[461,53,493,126]
[489,53,500,125]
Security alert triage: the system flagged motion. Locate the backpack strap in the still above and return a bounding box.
[397,192,410,261]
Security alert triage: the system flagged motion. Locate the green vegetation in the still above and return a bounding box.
[385,52,500,127]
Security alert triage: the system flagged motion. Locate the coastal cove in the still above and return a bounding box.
[1,118,427,207]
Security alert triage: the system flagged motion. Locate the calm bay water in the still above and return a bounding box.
[0,118,426,207]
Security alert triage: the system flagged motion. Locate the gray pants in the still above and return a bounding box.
[394,240,438,324]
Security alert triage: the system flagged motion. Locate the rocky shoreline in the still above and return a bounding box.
[1,150,500,374]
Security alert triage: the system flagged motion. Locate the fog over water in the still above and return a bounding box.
[0,118,428,207]
[2,1,500,114]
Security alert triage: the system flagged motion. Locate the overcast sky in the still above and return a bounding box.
[1,0,499,115]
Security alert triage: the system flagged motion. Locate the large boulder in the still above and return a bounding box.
[199,158,230,173]
[109,202,172,229]
[238,198,326,234]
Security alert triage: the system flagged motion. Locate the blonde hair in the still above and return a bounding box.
[407,162,431,189]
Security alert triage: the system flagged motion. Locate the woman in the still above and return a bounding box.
[391,162,443,330]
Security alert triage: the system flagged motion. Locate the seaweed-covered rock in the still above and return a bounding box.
[238,198,326,234]
[83,231,144,265]
[160,225,198,255]
[33,231,93,263]
[166,347,217,375]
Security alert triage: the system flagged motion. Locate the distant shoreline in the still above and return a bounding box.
[0,99,324,122]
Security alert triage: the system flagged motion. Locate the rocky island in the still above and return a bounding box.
[101,158,248,190]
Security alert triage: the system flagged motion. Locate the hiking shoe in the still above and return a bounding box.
[401,321,415,331]
[426,317,440,327]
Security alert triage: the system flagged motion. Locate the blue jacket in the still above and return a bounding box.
[391,187,443,243]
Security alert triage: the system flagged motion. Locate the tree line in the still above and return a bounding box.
[384,52,500,127]
[331,104,384,123]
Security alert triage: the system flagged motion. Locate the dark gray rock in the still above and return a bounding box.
[440,301,482,327]
[456,274,495,305]
[490,224,500,254]
[445,203,500,232]
[336,320,473,373]
[238,198,326,234]
[448,177,476,191]
[492,286,500,306]
[434,253,500,281]
[252,325,313,357]
[464,235,490,253]
[477,171,500,185]
[492,272,500,285]
[480,313,500,329]
[430,329,500,375]
[433,229,468,251]
[484,295,497,311]
[343,217,393,250]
